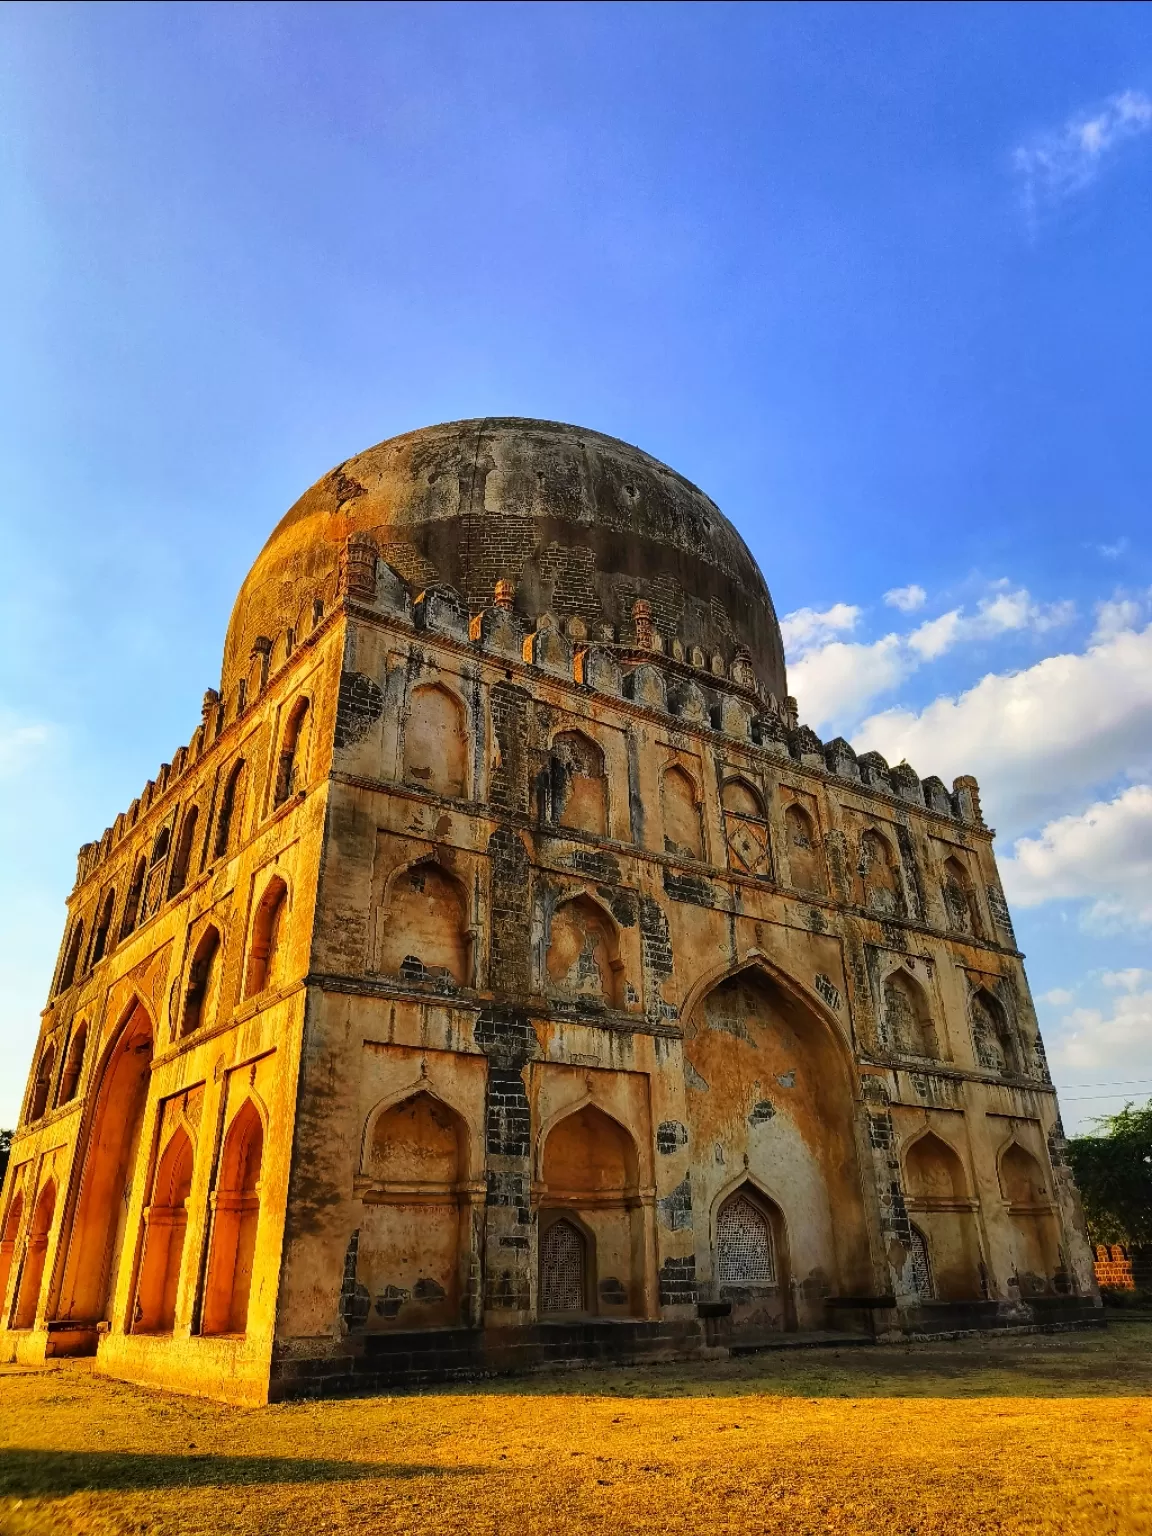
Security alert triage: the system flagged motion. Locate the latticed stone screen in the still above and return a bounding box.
[910,1226,934,1298]
[540,1219,586,1312]
[716,1195,775,1286]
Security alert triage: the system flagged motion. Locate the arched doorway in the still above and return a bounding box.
[714,1187,790,1331]
[55,1004,154,1334]
[539,1217,589,1315]
[901,1132,983,1301]
[686,963,871,1329]
[13,1180,56,1329]
[537,1105,643,1317]
[999,1142,1061,1295]
[203,1100,264,1335]
[133,1127,195,1333]
[0,1192,25,1316]
[357,1090,472,1331]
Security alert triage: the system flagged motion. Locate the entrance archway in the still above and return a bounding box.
[686,962,871,1328]
[203,1101,264,1335]
[133,1127,195,1333]
[56,1003,154,1333]
[13,1181,56,1329]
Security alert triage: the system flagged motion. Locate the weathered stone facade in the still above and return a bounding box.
[0,419,1098,1404]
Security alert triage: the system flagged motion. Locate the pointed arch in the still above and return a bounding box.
[167,806,199,897]
[28,1041,56,1123]
[12,1178,56,1329]
[998,1140,1049,1207]
[548,728,608,835]
[721,777,764,818]
[56,1021,88,1107]
[783,802,825,894]
[403,683,468,799]
[538,1103,642,1318]
[55,1001,154,1330]
[91,888,116,967]
[942,854,981,937]
[120,857,147,939]
[245,876,289,997]
[715,1187,778,1289]
[545,892,624,1008]
[203,1099,264,1335]
[998,1139,1060,1296]
[971,987,1020,1074]
[661,763,704,860]
[214,759,247,859]
[133,1125,195,1333]
[883,967,939,1058]
[903,1130,969,1201]
[0,1190,25,1315]
[376,859,470,987]
[58,920,85,994]
[367,1088,468,1186]
[860,827,904,916]
[274,695,311,807]
[180,924,222,1036]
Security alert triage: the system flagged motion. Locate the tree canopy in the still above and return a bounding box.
[1066,1101,1152,1247]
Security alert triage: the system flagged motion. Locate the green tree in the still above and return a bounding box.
[1066,1101,1152,1246]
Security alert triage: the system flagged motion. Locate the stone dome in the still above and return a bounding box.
[222,417,788,700]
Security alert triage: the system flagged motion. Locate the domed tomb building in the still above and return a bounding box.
[1,419,1096,1402]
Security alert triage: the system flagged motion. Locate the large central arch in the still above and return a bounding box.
[54,1001,155,1339]
[683,955,873,1330]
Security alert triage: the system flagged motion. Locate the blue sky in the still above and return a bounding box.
[2,1,1151,1129]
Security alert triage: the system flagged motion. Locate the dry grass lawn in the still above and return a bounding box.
[2,1321,1151,1535]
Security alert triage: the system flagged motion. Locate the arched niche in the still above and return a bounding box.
[970,988,1020,1075]
[203,1100,264,1336]
[662,764,704,860]
[58,920,85,994]
[376,861,470,988]
[180,925,222,1037]
[167,806,199,898]
[133,1126,194,1333]
[545,894,623,1009]
[403,684,468,799]
[0,1192,25,1316]
[685,961,871,1326]
[902,1131,983,1302]
[91,888,116,967]
[537,1104,642,1318]
[882,968,939,1058]
[548,729,608,836]
[119,858,146,939]
[783,802,825,895]
[942,855,981,937]
[28,1042,56,1123]
[56,1023,88,1107]
[998,1141,1062,1297]
[245,876,288,997]
[13,1179,56,1329]
[713,1184,791,1331]
[55,1002,155,1335]
[859,827,904,916]
[274,695,311,806]
[722,779,772,880]
[356,1090,474,1332]
[213,759,248,860]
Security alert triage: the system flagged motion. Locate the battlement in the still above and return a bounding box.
[73,539,984,890]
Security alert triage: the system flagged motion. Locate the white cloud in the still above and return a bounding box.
[855,620,1152,837]
[1103,969,1152,993]
[1045,986,1152,1094]
[908,609,963,661]
[1098,537,1129,559]
[0,712,51,778]
[1014,89,1152,221]
[789,634,911,732]
[1039,987,1075,1007]
[779,603,859,655]
[1001,783,1152,927]
[883,584,927,613]
[1093,595,1145,644]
